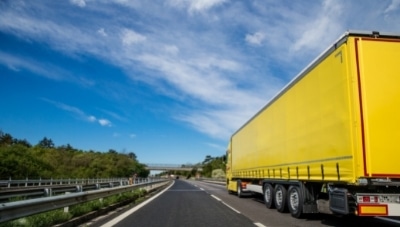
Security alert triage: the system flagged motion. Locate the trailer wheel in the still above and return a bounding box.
[263,183,275,209]
[274,184,287,212]
[237,182,243,198]
[288,186,303,218]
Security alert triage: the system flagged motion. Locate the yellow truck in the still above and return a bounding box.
[226,31,400,218]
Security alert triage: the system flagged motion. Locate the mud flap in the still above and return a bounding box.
[329,188,349,215]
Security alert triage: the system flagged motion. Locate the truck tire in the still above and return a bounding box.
[274,184,287,212]
[263,183,275,209]
[237,182,243,198]
[288,186,303,218]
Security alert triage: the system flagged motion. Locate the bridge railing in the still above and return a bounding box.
[144,163,203,171]
[145,163,202,167]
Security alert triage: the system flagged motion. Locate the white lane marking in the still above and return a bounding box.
[221,201,241,214]
[211,194,240,213]
[200,182,265,226]
[199,187,204,191]
[211,194,221,201]
[101,181,175,227]
[375,217,400,225]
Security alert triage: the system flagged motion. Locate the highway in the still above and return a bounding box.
[86,179,400,227]
[98,179,255,227]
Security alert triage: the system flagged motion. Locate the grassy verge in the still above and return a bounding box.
[0,189,147,227]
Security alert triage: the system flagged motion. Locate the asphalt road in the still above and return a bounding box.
[191,180,400,227]
[89,179,400,227]
[100,179,256,227]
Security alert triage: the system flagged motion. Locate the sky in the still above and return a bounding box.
[1,0,400,165]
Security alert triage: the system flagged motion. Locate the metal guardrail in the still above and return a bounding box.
[0,177,134,188]
[0,178,170,223]
[0,178,152,202]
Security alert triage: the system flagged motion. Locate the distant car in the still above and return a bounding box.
[176,176,179,179]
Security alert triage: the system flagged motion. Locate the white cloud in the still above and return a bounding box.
[164,45,179,55]
[42,99,89,120]
[0,9,101,57]
[245,32,265,46]
[100,109,127,122]
[188,0,227,13]
[42,99,113,127]
[121,29,146,46]
[0,51,96,87]
[99,119,112,127]
[169,0,228,13]
[177,99,265,140]
[0,51,64,80]
[134,52,256,108]
[385,0,400,13]
[70,0,86,7]
[88,116,97,122]
[291,0,343,53]
[97,28,107,37]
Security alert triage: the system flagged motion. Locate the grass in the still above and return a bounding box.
[0,189,147,227]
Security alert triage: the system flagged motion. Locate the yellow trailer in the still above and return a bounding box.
[226,31,400,218]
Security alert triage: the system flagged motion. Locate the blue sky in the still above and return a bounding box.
[1,0,400,165]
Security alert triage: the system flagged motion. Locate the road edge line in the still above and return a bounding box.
[101,181,175,227]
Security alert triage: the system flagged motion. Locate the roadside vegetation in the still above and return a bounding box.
[0,188,147,227]
[0,130,225,226]
[0,131,149,179]
[0,130,226,180]
[200,155,226,178]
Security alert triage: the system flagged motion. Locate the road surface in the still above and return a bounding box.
[86,179,400,227]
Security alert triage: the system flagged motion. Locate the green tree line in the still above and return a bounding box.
[0,131,149,179]
[201,154,226,178]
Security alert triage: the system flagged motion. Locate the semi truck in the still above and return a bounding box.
[226,30,400,218]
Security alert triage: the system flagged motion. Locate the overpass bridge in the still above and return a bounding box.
[144,163,203,172]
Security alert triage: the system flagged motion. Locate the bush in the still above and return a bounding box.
[211,169,225,178]
[0,209,72,227]
[26,209,72,227]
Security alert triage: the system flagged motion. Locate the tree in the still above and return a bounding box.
[38,137,54,148]
[0,144,53,178]
[128,152,137,160]
[201,155,226,177]
[0,132,13,146]
[202,155,214,164]
[14,139,32,147]
[134,163,150,178]
[58,143,74,151]
[0,133,152,179]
